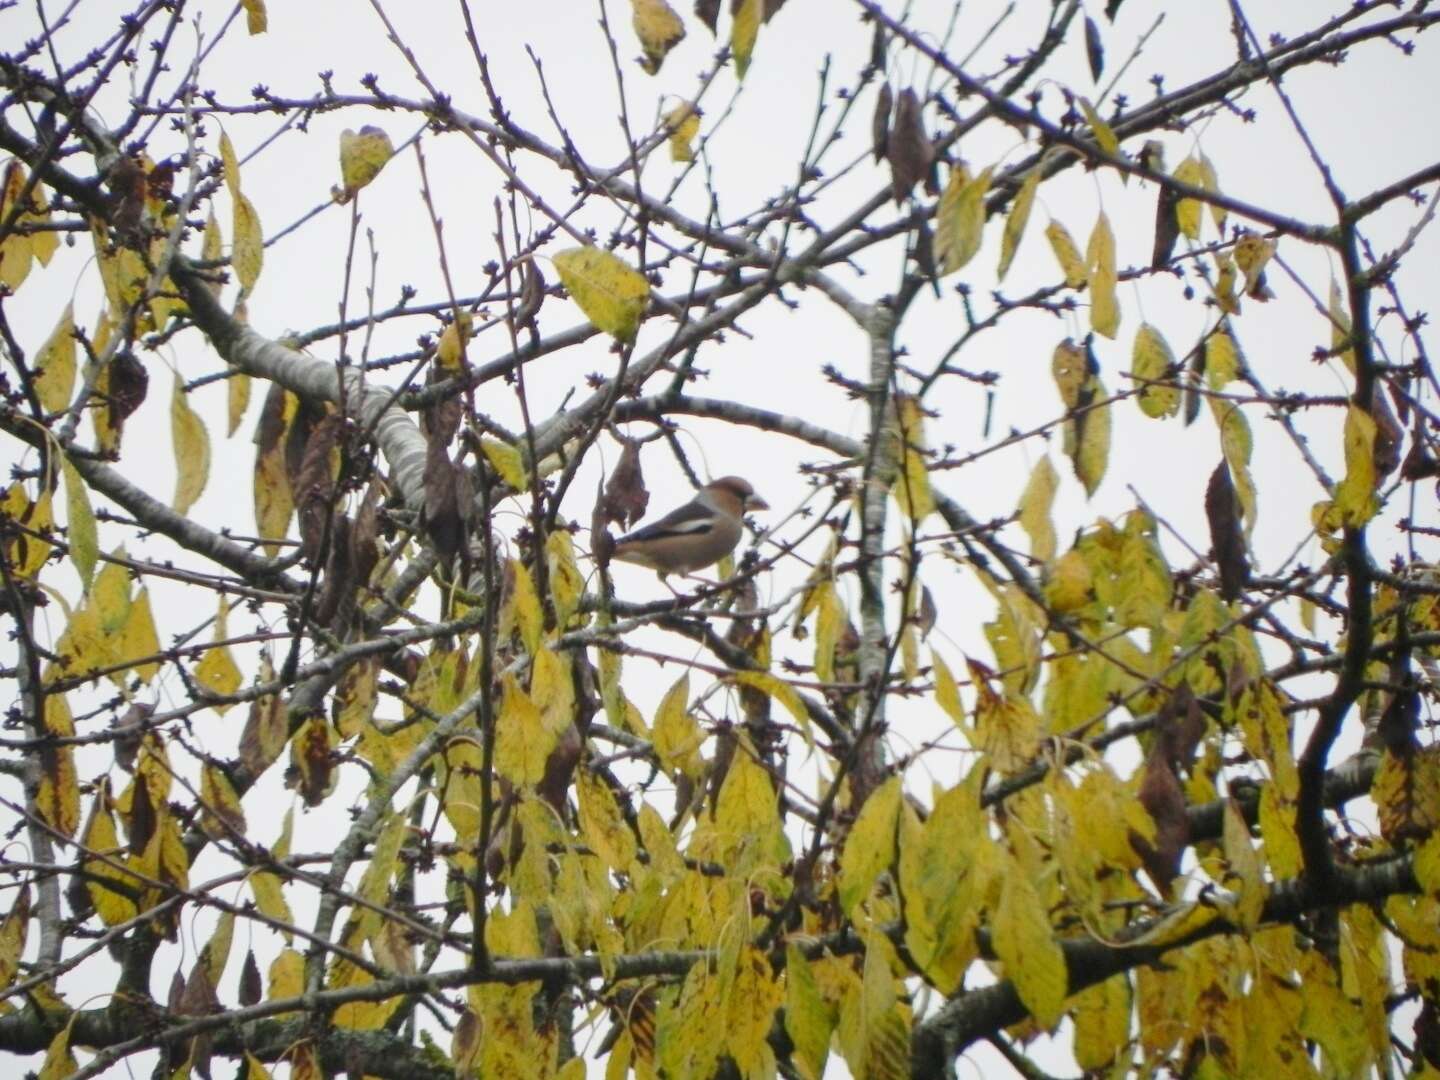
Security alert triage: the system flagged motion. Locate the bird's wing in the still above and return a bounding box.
[615,500,717,544]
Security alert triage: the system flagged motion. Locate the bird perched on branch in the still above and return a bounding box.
[609,476,768,576]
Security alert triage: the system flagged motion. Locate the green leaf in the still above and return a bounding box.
[1131,323,1179,419]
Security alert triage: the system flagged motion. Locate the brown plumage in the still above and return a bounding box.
[610,476,768,575]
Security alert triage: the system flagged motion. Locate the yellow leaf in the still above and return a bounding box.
[1233,233,1275,298]
[38,1018,78,1080]
[242,0,267,34]
[480,437,528,492]
[1017,455,1058,563]
[200,762,247,840]
[338,126,393,197]
[81,784,139,926]
[731,670,812,745]
[1072,974,1131,1069]
[935,164,993,274]
[171,374,211,515]
[242,1054,274,1080]
[552,246,650,343]
[435,310,472,370]
[785,945,836,1080]
[1199,153,1224,230]
[268,946,303,1000]
[61,454,97,591]
[546,530,586,627]
[1206,326,1240,388]
[34,304,76,414]
[120,587,162,684]
[195,601,243,710]
[1329,278,1355,376]
[577,770,637,872]
[731,0,762,79]
[888,394,934,523]
[997,169,1039,281]
[1131,323,1179,419]
[0,162,34,290]
[727,946,784,1074]
[1078,97,1120,158]
[930,649,965,727]
[712,748,789,874]
[1045,220,1087,288]
[502,558,543,655]
[233,192,263,294]
[652,673,703,779]
[1065,376,1111,497]
[227,370,251,437]
[494,675,556,788]
[991,855,1067,1028]
[1222,798,1265,933]
[665,102,701,162]
[1172,155,1207,240]
[837,775,901,916]
[1087,211,1119,339]
[632,0,686,75]
[4,482,53,579]
[1335,403,1378,526]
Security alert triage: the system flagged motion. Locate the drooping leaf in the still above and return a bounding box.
[871,83,892,164]
[242,0,267,34]
[195,600,243,710]
[1045,219,1087,287]
[997,169,1039,280]
[1077,97,1120,159]
[1173,155,1208,240]
[171,373,211,515]
[1087,211,1119,339]
[1017,455,1058,563]
[1334,402,1379,526]
[991,852,1068,1028]
[1130,323,1180,419]
[33,304,76,414]
[664,102,701,162]
[837,775,902,916]
[886,88,931,203]
[552,246,651,343]
[61,455,97,591]
[731,0,762,78]
[934,164,992,275]
[1205,460,1249,602]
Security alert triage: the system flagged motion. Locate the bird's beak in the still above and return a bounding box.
[746,494,769,511]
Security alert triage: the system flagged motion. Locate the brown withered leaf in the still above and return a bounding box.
[1370,390,1403,479]
[762,0,786,18]
[178,958,221,1016]
[694,0,719,33]
[868,19,886,72]
[286,713,335,807]
[886,88,932,204]
[350,481,381,587]
[602,437,649,528]
[108,351,149,428]
[871,82,892,164]
[915,584,937,641]
[1205,460,1249,602]
[283,399,326,500]
[1152,184,1180,269]
[313,514,354,630]
[239,660,287,778]
[126,774,156,855]
[238,949,262,1007]
[1154,683,1205,770]
[294,414,342,562]
[1181,344,1204,426]
[1377,677,1420,757]
[1401,438,1440,481]
[421,370,463,446]
[1134,752,1188,897]
[913,218,939,295]
[422,440,463,560]
[1105,0,1124,20]
[1084,15,1105,81]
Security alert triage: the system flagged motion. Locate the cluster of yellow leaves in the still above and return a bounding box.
[0,160,60,290]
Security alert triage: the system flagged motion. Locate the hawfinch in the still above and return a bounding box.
[611,476,768,576]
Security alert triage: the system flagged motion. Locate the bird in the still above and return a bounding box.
[609,476,768,576]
